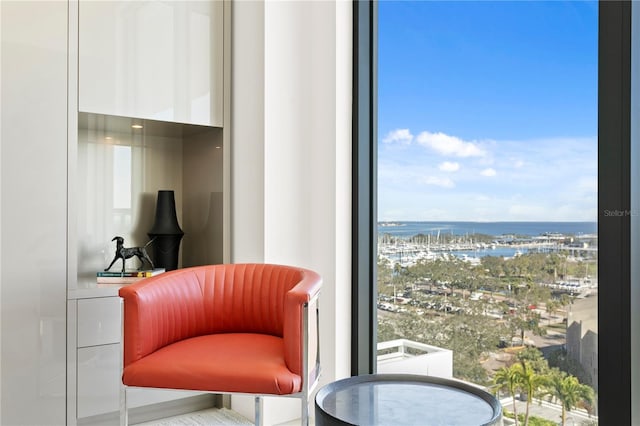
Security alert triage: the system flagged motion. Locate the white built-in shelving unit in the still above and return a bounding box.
[15,1,233,424]
[65,1,231,423]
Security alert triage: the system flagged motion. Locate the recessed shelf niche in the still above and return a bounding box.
[76,111,224,287]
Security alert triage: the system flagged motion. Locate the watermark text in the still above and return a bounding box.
[602,209,640,217]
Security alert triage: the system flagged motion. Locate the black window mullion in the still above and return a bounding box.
[352,0,378,376]
[598,1,631,423]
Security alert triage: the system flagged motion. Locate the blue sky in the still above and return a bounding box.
[378,0,598,222]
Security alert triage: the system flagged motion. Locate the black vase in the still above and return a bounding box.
[148,190,184,271]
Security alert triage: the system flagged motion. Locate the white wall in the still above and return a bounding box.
[231,0,265,263]
[231,0,352,423]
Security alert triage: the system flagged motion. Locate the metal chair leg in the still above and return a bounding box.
[120,384,128,426]
[301,396,309,426]
[255,396,263,426]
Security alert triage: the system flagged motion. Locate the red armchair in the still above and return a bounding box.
[118,263,322,425]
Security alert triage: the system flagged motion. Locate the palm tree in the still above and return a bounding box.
[546,369,595,426]
[491,365,521,426]
[512,361,548,426]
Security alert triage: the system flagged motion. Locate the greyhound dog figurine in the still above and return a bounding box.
[105,236,155,273]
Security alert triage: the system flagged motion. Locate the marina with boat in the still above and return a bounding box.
[377,221,598,296]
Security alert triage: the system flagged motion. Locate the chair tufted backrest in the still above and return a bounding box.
[119,263,321,373]
[203,263,305,335]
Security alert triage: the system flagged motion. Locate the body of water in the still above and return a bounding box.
[378,221,597,239]
[378,221,598,262]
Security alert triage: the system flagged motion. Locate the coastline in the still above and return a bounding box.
[377,220,598,239]
[377,221,598,267]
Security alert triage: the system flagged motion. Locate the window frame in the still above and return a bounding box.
[351,0,378,376]
[598,1,633,424]
[352,0,635,421]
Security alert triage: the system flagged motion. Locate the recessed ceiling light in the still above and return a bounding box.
[131,124,143,129]
[105,136,113,140]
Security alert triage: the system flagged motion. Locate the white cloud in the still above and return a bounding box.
[421,176,455,188]
[513,159,524,168]
[415,131,486,157]
[383,128,413,145]
[438,161,460,172]
[377,132,597,221]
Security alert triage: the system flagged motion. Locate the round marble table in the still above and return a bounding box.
[315,374,503,426]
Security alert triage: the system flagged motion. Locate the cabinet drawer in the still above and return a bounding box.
[77,297,121,347]
[77,344,120,418]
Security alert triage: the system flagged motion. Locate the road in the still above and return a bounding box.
[500,396,597,425]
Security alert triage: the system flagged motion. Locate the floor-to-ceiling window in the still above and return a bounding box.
[353,1,634,424]
[376,2,598,424]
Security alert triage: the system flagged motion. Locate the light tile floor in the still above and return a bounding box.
[135,408,312,426]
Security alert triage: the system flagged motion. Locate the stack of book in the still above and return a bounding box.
[96,268,165,284]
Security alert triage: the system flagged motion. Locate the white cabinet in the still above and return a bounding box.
[1,1,68,424]
[78,297,122,347]
[77,344,121,419]
[70,2,230,421]
[2,0,228,424]
[78,0,224,126]
[72,293,207,422]
[74,296,122,419]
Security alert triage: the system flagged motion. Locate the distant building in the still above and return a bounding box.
[566,296,598,391]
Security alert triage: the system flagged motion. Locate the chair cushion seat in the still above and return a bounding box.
[122,333,302,395]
